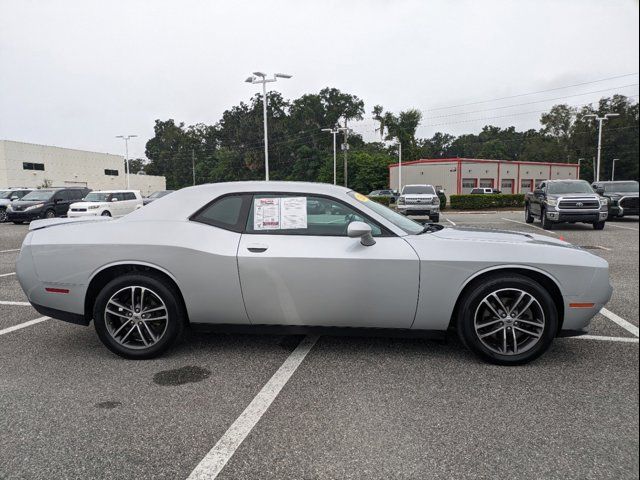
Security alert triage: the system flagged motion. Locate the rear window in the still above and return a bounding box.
[191,194,249,232]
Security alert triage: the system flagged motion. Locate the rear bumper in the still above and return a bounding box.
[32,302,90,326]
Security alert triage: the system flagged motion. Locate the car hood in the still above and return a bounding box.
[70,201,108,208]
[428,226,576,248]
[604,191,639,198]
[9,200,48,208]
[546,193,599,200]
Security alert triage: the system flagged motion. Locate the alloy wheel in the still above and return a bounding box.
[474,288,545,355]
[104,285,169,349]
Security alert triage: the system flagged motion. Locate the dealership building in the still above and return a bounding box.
[389,158,580,197]
[0,140,166,196]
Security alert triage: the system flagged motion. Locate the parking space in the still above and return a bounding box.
[1,214,638,479]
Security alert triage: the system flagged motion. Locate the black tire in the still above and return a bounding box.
[456,274,558,365]
[540,209,553,230]
[101,210,111,217]
[430,214,440,223]
[524,204,534,223]
[93,273,185,359]
[593,221,605,230]
[44,209,56,219]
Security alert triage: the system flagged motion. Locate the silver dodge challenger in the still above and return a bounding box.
[16,181,613,364]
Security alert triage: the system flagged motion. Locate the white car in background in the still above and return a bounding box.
[68,190,143,218]
[396,184,440,222]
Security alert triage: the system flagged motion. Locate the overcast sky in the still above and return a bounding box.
[1,0,638,159]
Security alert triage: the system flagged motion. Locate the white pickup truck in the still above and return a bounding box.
[396,184,440,222]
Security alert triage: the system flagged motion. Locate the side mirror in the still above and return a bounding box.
[10,196,19,201]
[111,197,119,202]
[534,189,544,195]
[595,187,605,195]
[347,221,376,246]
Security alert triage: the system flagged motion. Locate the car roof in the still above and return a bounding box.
[90,190,139,193]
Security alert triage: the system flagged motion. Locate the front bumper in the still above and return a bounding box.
[68,210,99,218]
[397,204,440,215]
[6,209,44,222]
[546,208,607,223]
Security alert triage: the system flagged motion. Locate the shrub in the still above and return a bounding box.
[367,196,391,207]
[449,194,525,210]
[438,191,447,210]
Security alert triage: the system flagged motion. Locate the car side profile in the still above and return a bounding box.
[6,187,91,223]
[470,187,501,194]
[68,190,143,218]
[16,182,612,365]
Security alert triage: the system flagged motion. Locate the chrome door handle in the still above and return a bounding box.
[247,244,269,253]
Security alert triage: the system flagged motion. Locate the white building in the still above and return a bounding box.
[0,140,166,196]
[389,157,580,197]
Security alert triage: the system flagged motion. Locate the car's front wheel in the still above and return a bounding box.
[540,208,553,230]
[593,221,605,230]
[430,214,440,223]
[524,204,534,223]
[93,273,184,359]
[456,274,558,365]
[0,209,7,223]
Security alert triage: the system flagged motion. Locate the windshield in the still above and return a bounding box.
[546,181,594,195]
[349,192,423,235]
[148,191,171,199]
[402,185,435,195]
[21,190,54,201]
[83,192,110,202]
[602,181,639,193]
[0,190,14,199]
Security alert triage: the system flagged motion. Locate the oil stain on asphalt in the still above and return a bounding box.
[95,401,122,409]
[153,366,211,386]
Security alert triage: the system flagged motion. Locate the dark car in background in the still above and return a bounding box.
[143,190,175,205]
[592,181,639,219]
[470,187,502,194]
[0,188,33,223]
[368,189,398,203]
[6,187,91,224]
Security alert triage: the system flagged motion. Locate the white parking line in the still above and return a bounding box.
[607,223,639,231]
[0,272,16,278]
[445,217,456,226]
[0,248,20,253]
[501,218,559,236]
[574,335,639,343]
[187,335,319,480]
[600,308,639,337]
[0,300,30,306]
[0,316,49,336]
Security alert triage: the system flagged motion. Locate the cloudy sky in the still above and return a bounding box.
[1,0,638,159]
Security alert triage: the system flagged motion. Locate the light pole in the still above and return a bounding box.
[612,158,620,181]
[584,113,619,182]
[397,138,402,193]
[321,127,339,185]
[245,72,292,181]
[115,135,137,188]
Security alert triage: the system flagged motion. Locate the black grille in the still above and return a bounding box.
[620,197,639,209]
[558,199,599,209]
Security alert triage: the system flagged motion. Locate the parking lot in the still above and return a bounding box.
[1,211,638,479]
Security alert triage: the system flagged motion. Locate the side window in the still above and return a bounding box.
[57,191,70,201]
[191,194,249,233]
[125,192,136,200]
[246,195,383,237]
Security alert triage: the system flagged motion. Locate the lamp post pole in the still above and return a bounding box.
[115,134,137,189]
[321,127,339,185]
[584,113,619,182]
[612,158,619,181]
[245,72,292,181]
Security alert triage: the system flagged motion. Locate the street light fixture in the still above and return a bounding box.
[612,158,620,181]
[245,71,292,181]
[583,113,620,182]
[321,127,340,185]
[115,135,137,189]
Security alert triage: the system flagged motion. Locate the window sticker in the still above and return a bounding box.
[354,192,369,202]
[281,197,307,229]
[254,197,281,230]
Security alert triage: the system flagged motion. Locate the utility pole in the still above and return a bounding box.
[584,113,619,182]
[245,72,292,181]
[115,134,137,189]
[398,138,402,193]
[192,149,196,186]
[321,127,339,185]
[339,123,351,188]
[611,158,619,181]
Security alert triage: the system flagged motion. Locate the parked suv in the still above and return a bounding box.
[396,184,440,222]
[470,187,501,194]
[524,179,608,230]
[6,187,91,224]
[0,188,33,223]
[68,190,143,218]
[592,181,639,219]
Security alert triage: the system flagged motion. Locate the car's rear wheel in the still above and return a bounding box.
[524,204,534,223]
[593,221,605,230]
[93,273,184,359]
[456,274,558,365]
[101,210,111,217]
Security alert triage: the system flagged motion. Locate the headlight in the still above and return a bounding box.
[546,199,557,207]
[433,197,440,206]
[6,205,13,212]
[599,198,608,206]
[88,205,100,209]
[397,197,405,205]
[25,203,44,211]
